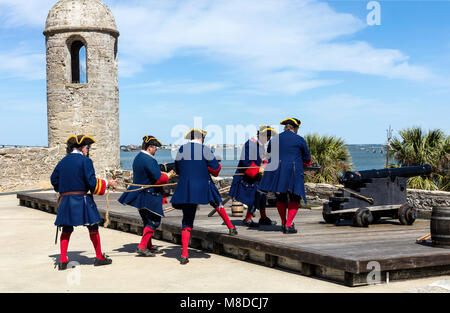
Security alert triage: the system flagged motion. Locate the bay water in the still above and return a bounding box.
[120,144,392,173]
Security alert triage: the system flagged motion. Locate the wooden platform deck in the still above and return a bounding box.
[17,191,450,287]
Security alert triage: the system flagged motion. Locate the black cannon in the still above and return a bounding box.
[322,164,433,227]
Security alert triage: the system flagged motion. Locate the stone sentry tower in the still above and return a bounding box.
[44,0,120,175]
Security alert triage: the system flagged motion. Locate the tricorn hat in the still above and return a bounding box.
[143,135,162,147]
[66,135,96,147]
[184,129,207,140]
[280,118,301,128]
[258,125,278,137]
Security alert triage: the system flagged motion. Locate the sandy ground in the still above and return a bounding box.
[0,194,449,293]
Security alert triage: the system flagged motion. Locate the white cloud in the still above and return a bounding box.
[123,80,228,94]
[240,71,340,95]
[0,0,52,80]
[107,0,436,92]
[301,93,410,128]
[0,0,54,28]
[0,0,438,91]
[0,99,45,113]
[0,51,45,80]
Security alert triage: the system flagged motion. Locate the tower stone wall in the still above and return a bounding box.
[0,0,120,192]
[44,0,120,175]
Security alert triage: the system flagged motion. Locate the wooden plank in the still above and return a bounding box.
[265,254,278,268]
[16,191,450,283]
[279,231,429,246]
[328,204,400,215]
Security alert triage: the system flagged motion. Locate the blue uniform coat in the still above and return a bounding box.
[208,182,223,208]
[171,142,221,205]
[51,153,103,226]
[258,130,311,202]
[118,152,165,217]
[229,138,266,209]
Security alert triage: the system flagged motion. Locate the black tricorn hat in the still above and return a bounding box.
[280,118,301,128]
[143,135,162,147]
[184,129,207,140]
[258,125,278,137]
[66,135,96,147]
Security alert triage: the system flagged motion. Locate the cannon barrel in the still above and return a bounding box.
[159,162,176,173]
[340,164,433,185]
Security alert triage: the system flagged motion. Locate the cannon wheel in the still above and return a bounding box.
[352,208,373,227]
[322,212,340,224]
[398,204,417,225]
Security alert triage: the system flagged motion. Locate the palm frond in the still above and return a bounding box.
[304,134,351,184]
[391,127,449,190]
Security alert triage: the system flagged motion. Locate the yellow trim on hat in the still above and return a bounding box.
[280,118,301,127]
[143,136,162,146]
[66,135,96,145]
[66,135,77,144]
[79,135,95,145]
[259,126,278,135]
[184,129,207,139]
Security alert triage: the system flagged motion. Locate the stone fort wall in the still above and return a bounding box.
[0,147,58,192]
[0,146,113,192]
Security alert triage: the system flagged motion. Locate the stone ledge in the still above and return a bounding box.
[43,26,119,37]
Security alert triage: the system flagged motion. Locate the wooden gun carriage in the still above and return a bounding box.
[322,164,433,227]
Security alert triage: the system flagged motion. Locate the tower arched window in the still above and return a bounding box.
[70,40,87,84]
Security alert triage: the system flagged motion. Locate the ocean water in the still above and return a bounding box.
[120,144,392,173]
[346,144,395,171]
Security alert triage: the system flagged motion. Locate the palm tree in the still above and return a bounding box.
[304,134,352,184]
[390,127,450,191]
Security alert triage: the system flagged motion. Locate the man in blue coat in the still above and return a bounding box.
[258,118,312,234]
[171,129,237,265]
[118,135,173,257]
[51,135,117,270]
[229,125,277,227]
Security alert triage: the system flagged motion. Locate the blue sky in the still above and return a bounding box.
[0,0,449,146]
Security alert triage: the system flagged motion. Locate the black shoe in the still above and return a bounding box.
[136,248,156,257]
[58,261,68,271]
[258,217,277,226]
[149,246,163,254]
[180,256,189,265]
[229,228,238,236]
[284,225,298,234]
[243,219,259,228]
[281,224,286,233]
[94,254,113,266]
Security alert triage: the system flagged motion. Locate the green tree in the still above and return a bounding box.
[390,127,450,191]
[304,134,352,184]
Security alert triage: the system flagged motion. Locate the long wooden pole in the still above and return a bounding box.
[416,233,431,243]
